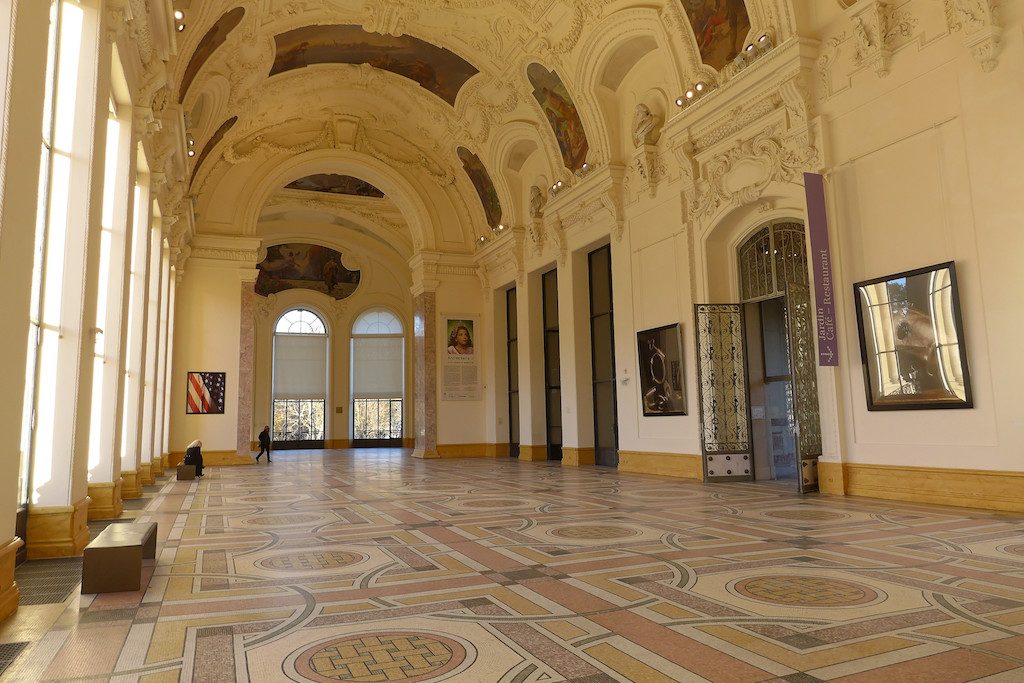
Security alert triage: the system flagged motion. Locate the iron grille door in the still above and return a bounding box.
[785,284,823,493]
[695,304,753,482]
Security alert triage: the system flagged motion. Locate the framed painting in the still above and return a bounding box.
[637,323,686,416]
[853,262,973,411]
[186,372,227,415]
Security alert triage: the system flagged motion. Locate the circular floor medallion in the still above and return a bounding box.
[550,524,640,540]
[244,513,322,527]
[294,632,467,682]
[259,550,366,572]
[764,509,849,521]
[734,575,879,607]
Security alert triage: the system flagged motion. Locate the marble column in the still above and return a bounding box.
[412,291,438,459]
[237,283,257,456]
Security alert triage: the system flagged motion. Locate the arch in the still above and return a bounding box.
[352,308,404,336]
[275,308,328,335]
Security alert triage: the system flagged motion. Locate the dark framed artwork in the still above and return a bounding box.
[637,324,686,416]
[186,372,227,415]
[853,262,972,411]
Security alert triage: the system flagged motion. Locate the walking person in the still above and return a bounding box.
[256,426,272,463]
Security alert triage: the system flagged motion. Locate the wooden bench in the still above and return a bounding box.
[176,463,196,480]
[82,522,157,594]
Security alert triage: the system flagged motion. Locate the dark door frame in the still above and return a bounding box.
[542,268,563,461]
[506,287,520,458]
[588,245,619,468]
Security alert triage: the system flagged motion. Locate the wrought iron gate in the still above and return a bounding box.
[785,284,823,493]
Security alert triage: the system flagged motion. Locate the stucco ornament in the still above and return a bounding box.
[944,0,1001,72]
[632,104,659,147]
[529,185,547,219]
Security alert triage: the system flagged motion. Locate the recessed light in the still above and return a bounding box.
[174,10,184,21]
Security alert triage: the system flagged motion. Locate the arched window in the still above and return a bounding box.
[351,309,404,444]
[272,309,328,446]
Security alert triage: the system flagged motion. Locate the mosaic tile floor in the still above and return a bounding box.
[3,449,1024,682]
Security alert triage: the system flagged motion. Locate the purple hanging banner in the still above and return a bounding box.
[804,172,839,367]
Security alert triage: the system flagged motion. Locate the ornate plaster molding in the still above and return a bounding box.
[944,0,1001,72]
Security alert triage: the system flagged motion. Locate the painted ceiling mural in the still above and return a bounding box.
[191,116,238,183]
[680,0,751,71]
[286,174,385,198]
[270,25,479,106]
[256,243,361,300]
[526,63,589,171]
[178,7,245,102]
[456,147,502,229]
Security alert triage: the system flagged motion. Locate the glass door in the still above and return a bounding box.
[589,245,618,467]
[542,269,562,461]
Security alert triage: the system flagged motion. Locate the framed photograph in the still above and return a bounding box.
[186,372,227,415]
[853,262,972,411]
[637,323,686,416]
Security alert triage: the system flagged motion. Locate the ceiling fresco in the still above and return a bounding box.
[178,7,245,102]
[256,243,361,300]
[286,174,385,198]
[680,0,751,70]
[269,25,479,106]
[527,63,589,171]
[457,147,502,229]
[191,116,238,183]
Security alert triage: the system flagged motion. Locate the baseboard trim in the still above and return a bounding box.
[618,451,703,480]
[0,537,23,622]
[562,447,596,467]
[87,479,124,521]
[436,444,491,459]
[26,497,91,559]
[827,462,1024,513]
[518,445,549,462]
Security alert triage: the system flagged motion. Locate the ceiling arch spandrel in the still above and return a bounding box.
[179,7,246,102]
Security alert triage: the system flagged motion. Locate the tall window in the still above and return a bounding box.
[22,0,87,503]
[273,309,328,444]
[351,309,404,443]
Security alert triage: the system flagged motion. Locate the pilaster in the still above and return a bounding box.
[410,287,438,460]
[26,497,91,560]
[121,470,142,499]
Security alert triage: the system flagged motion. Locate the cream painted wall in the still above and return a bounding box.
[435,277,487,446]
[169,264,246,453]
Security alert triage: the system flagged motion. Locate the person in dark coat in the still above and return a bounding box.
[184,439,205,477]
[256,426,272,463]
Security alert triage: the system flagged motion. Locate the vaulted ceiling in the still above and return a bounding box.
[168,1,816,256]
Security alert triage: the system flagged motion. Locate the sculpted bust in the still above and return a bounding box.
[632,103,658,147]
[529,185,547,218]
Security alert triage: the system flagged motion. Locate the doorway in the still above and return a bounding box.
[695,220,822,492]
[542,269,562,461]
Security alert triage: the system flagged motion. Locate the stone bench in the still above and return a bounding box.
[176,463,196,480]
[82,522,157,594]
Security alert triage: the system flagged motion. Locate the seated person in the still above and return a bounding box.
[183,439,205,478]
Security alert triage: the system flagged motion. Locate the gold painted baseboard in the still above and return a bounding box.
[87,479,124,521]
[26,497,90,559]
[139,462,154,486]
[485,443,511,458]
[619,451,702,480]
[518,445,549,462]
[325,439,353,449]
[0,537,23,622]
[161,453,170,468]
[169,452,185,467]
[833,462,1024,513]
[403,438,416,449]
[169,450,255,467]
[562,447,596,467]
[121,470,141,499]
[436,444,490,459]
[818,460,845,495]
[150,457,164,478]
[411,448,440,459]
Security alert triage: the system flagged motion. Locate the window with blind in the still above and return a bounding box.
[272,309,328,443]
[351,309,404,443]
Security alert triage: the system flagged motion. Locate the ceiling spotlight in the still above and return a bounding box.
[477,235,488,244]
[695,82,705,93]
[581,162,589,171]
[187,149,195,157]
[685,90,695,100]
[556,180,564,188]
[176,23,185,32]
[174,10,184,21]
[675,97,684,107]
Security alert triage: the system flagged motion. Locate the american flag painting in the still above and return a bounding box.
[186,372,226,415]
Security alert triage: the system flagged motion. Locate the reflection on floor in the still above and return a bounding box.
[3,449,1024,682]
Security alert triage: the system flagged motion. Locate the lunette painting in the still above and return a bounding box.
[270,25,479,106]
[527,63,590,171]
[286,174,385,198]
[680,0,751,70]
[256,243,361,301]
[457,147,502,229]
[853,262,973,410]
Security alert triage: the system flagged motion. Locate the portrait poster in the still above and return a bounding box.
[443,317,481,401]
[637,324,686,417]
[186,372,226,415]
[853,262,973,411]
